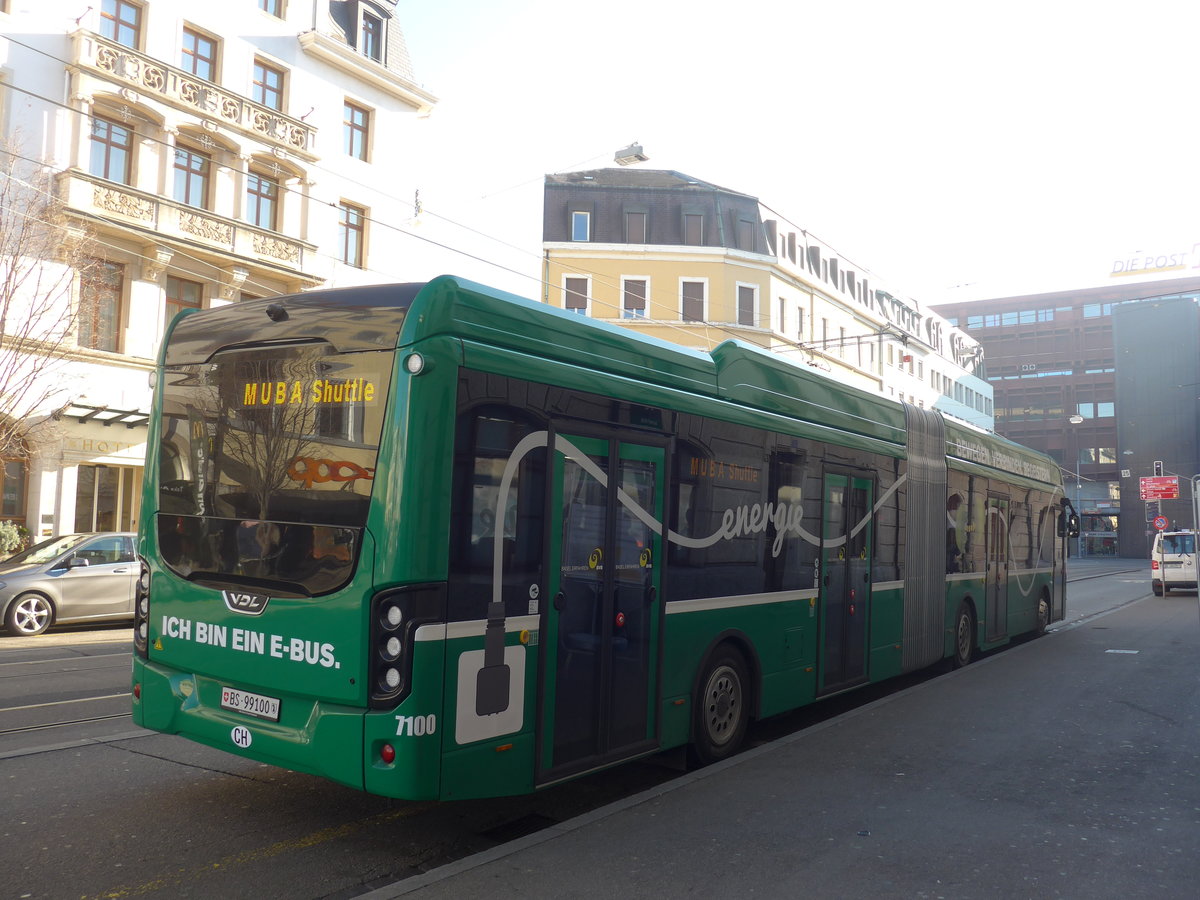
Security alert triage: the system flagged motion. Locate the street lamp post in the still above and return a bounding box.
[1069,414,1085,558]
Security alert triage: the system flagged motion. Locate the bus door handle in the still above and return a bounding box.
[645,586,656,607]
[553,591,566,611]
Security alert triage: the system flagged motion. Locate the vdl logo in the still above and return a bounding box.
[222,590,270,615]
[231,725,252,749]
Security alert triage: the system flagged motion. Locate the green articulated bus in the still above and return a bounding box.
[131,275,1074,801]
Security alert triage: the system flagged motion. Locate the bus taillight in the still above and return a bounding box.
[369,584,445,709]
[134,559,151,658]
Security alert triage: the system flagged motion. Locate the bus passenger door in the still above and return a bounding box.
[818,473,873,694]
[539,434,664,783]
[985,496,1009,641]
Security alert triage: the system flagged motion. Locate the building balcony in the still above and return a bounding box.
[58,170,319,285]
[71,30,317,160]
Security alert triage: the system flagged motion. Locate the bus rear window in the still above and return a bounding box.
[155,342,392,596]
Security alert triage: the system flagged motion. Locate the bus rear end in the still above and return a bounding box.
[131,289,443,798]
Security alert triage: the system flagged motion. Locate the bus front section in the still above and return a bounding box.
[131,295,442,799]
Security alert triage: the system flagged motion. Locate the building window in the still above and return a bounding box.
[681,280,705,322]
[623,278,647,318]
[361,10,383,61]
[683,213,704,245]
[258,0,283,15]
[736,217,756,251]
[564,277,588,315]
[625,211,646,243]
[571,211,590,242]
[78,259,124,352]
[737,284,756,327]
[181,27,218,81]
[344,101,370,160]
[100,0,141,49]
[253,59,285,110]
[75,465,139,532]
[1,457,26,525]
[89,116,132,184]
[173,145,210,209]
[165,275,203,322]
[246,171,279,230]
[338,202,366,267]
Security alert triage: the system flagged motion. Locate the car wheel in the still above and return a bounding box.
[953,601,975,668]
[691,646,750,766]
[5,593,54,636]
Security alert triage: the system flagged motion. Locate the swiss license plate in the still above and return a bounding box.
[220,686,280,721]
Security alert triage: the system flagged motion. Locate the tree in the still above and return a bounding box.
[0,137,98,459]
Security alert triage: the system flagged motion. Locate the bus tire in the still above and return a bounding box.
[1035,593,1050,636]
[952,601,975,669]
[691,646,750,767]
[5,593,54,636]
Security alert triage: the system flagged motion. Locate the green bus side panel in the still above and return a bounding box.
[132,657,365,791]
[868,585,906,681]
[433,633,539,801]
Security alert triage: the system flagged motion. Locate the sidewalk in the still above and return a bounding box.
[370,591,1200,899]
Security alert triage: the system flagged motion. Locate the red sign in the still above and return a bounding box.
[1140,476,1180,500]
[1154,515,1169,531]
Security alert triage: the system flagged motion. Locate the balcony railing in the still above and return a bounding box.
[72,30,317,159]
[59,170,317,276]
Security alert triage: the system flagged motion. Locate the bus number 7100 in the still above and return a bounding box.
[394,714,437,737]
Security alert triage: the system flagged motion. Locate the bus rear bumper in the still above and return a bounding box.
[132,657,366,792]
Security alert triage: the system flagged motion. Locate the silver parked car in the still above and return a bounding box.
[0,533,138,636]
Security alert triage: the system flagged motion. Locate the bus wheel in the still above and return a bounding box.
[691,647,750,766]
[952,602,975,669]
[1035,595,1050,636]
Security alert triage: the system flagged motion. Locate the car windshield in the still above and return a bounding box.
[4,534,90,565]
[1161,534,1195,555]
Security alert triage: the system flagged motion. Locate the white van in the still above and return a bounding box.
[1151,530,1197,596]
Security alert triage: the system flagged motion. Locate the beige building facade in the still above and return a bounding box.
[542,169,992,430]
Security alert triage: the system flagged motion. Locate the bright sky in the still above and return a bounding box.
[394,0,1200,306]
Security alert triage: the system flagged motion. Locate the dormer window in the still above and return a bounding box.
[361,10,383,62]
[571,211,590,242]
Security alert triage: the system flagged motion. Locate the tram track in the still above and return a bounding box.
[0,710,132,736]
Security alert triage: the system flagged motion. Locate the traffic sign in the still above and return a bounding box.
[1140,475,1180,500]
[1154,515,1169,531]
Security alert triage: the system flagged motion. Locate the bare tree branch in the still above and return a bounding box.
[0,136,99,458]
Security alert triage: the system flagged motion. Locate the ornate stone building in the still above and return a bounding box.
[0,0,435,540]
